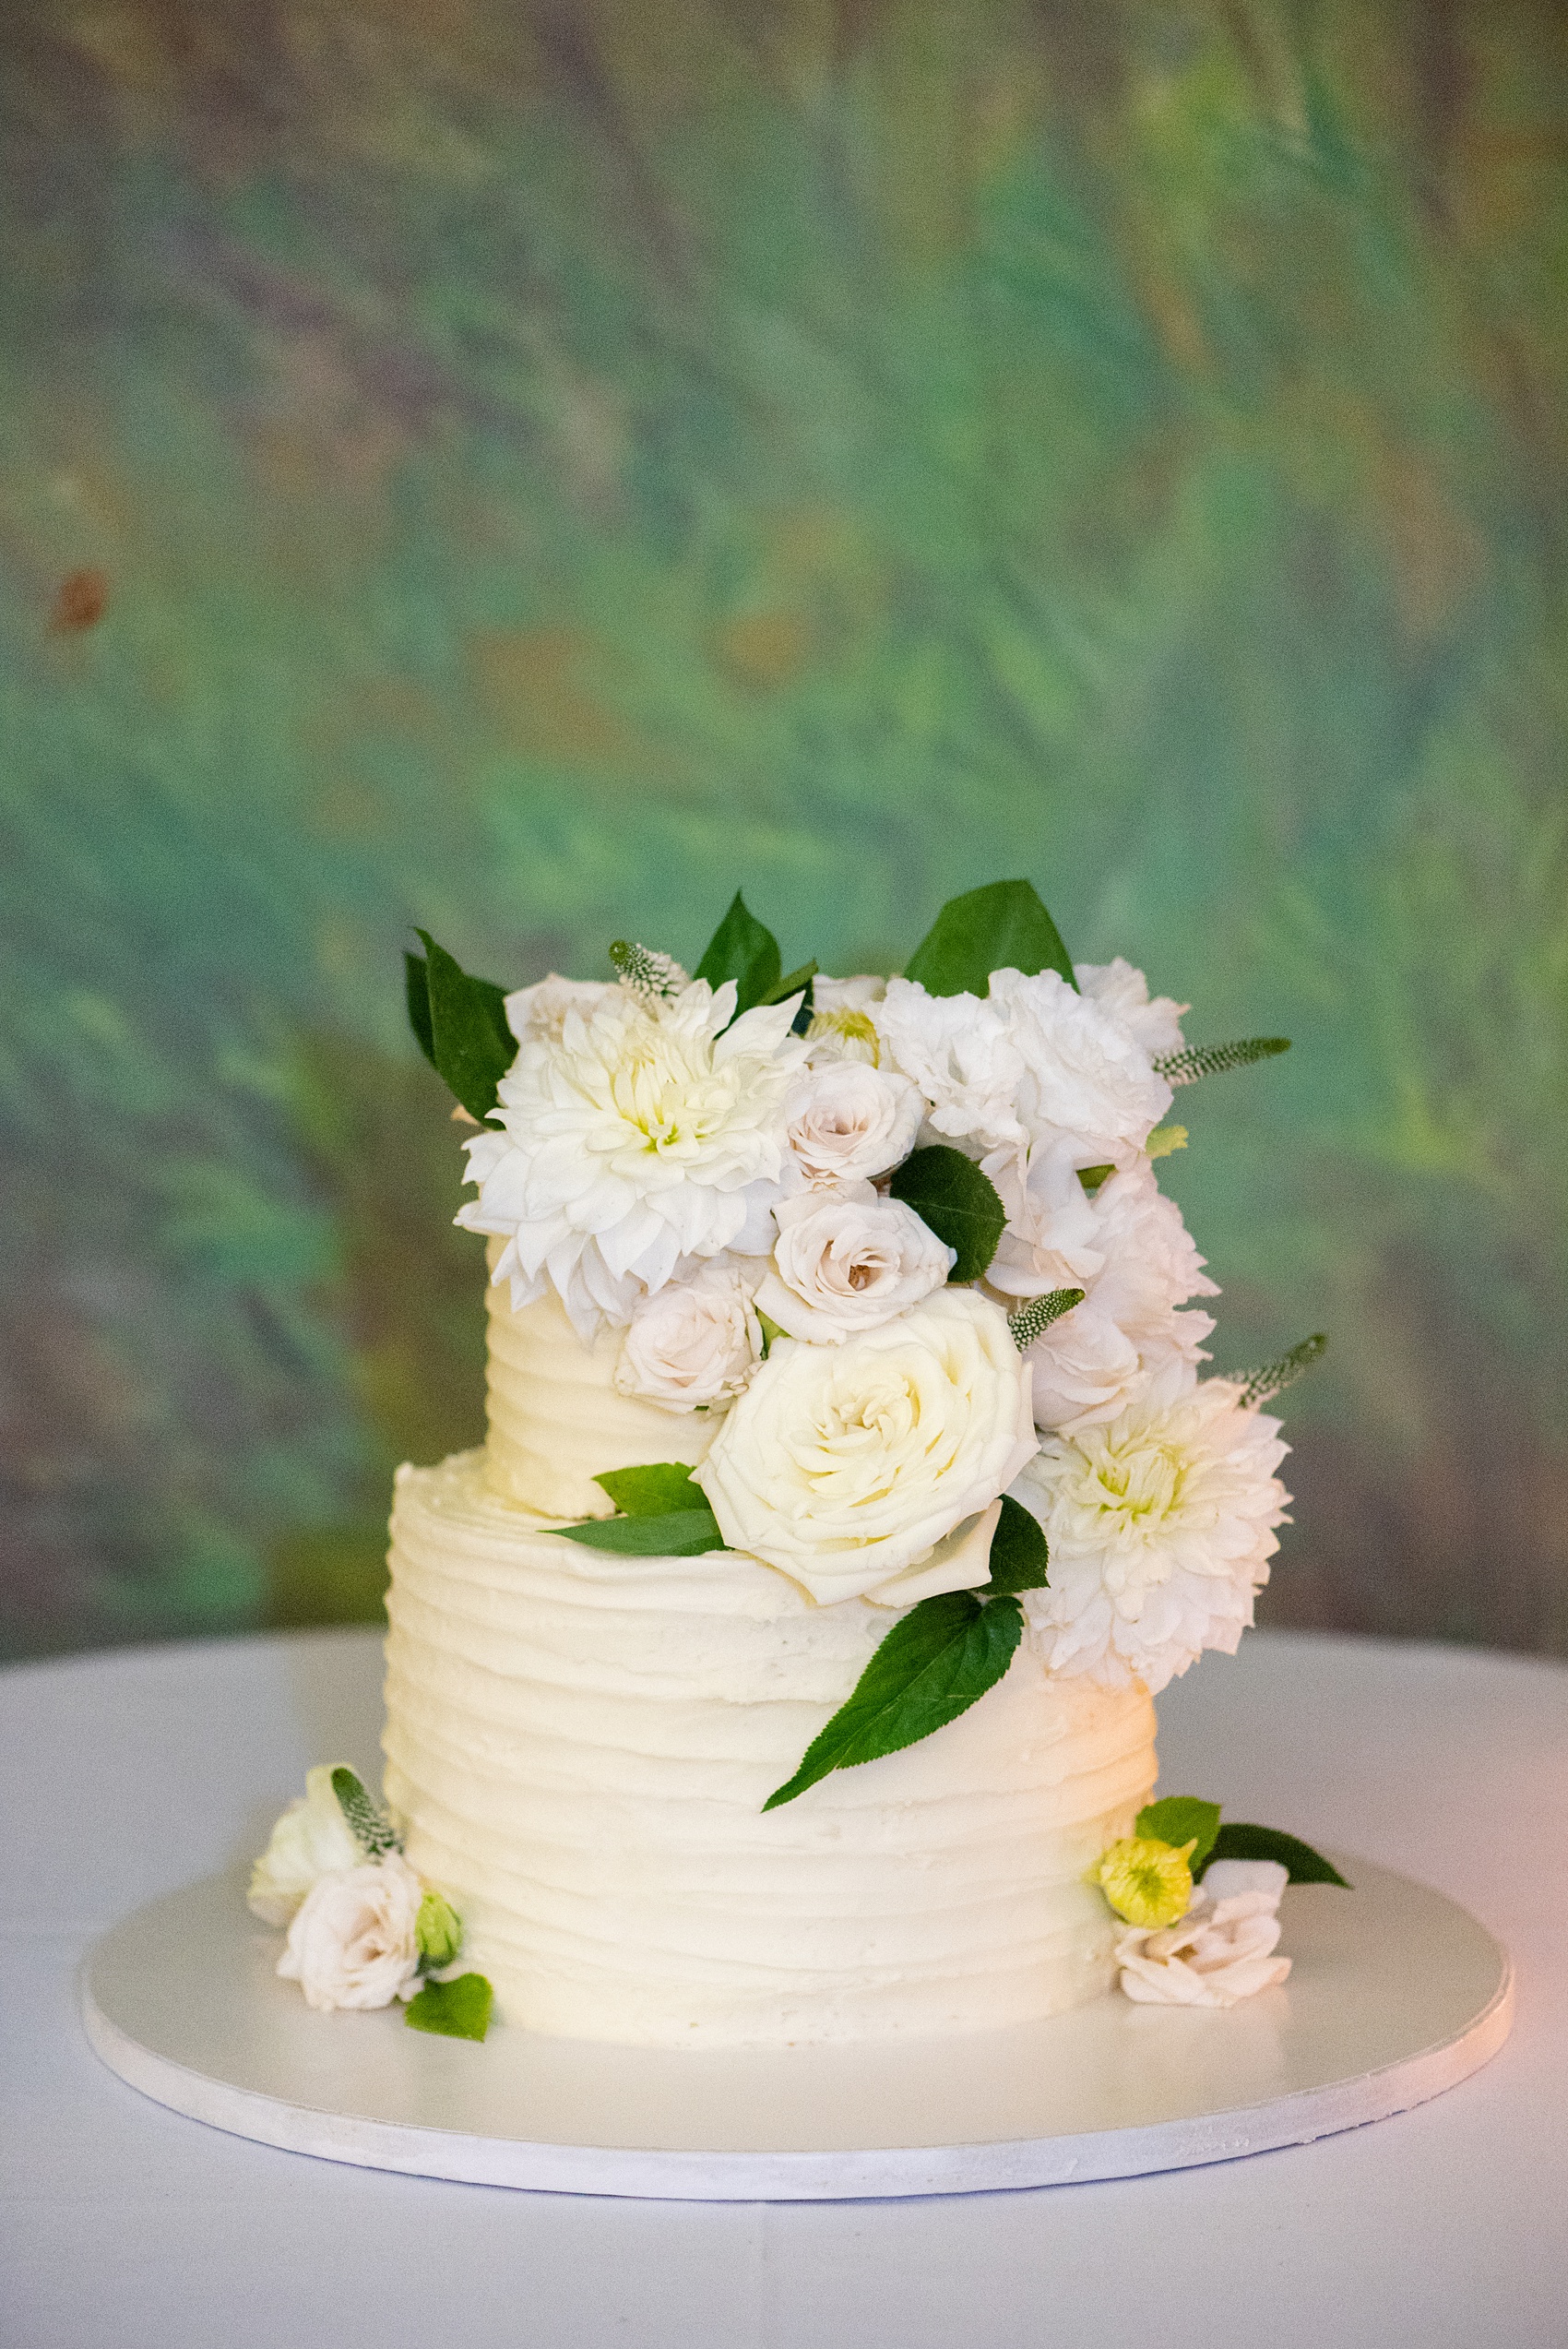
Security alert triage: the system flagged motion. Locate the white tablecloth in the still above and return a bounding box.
[5,1627,1565,2348]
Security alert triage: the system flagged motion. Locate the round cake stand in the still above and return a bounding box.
[81,1856,1511,2203]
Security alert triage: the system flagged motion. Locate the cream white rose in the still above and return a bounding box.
[784,1060,923,1187]
[1116,1860,1291,2006]
[247,1764,363,1926]
[695,1287,1037,1605]
[614,1263,763,1412]
[754,1184,954,1343]
[276,1853,425,2012]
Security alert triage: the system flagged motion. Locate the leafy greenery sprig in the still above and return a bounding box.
[1232,1332,1329,1408]
[330,1766,401,1859]
[328,1768,495,2041]
[556,1463,726,1556]
[1153,1037,1291,1086]
[1136,1795,1349,1887]
[1006,1288,1086,1351]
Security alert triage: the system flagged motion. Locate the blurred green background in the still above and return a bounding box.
[3,1,1564,1662]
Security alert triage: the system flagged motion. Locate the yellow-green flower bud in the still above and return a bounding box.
[415,1889,463,1972]
[1096,1835,1197,1928]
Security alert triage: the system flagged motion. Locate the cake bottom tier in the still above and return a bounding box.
[383,1452,1158,2047]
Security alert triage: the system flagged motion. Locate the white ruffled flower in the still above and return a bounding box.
[504,972,617,1048]
[1012,1363,1290,1693]
[981,1135,1107,1302]
[459,980,810,1339]
[874,980,1027,1154]
[755,1183,954,1343]
[805,975,887,1066]
[784,1060,923,1189]
[276,1853,426,2012]
[1019,1162,1218,1432]
[247,1765,363,1926]
[614,1263,763,1412]
[1116,1860,1291,2006]
[1075,959,1188,1061]
[695,1288,1036,1605]
[989,967,1173,1167]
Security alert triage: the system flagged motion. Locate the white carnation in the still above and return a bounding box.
[805,975,887,1066]
[874,979,1027,1154]
[504,972,617,1048]
[1075,959,1188,1060]
[1116,1861,1291,2006]
[989,967,1172,1166]
[755,1184,954,1343]
[1013,1363,1290,1692]
[459,979,810,1339]
[247,1765,363,1926]
[276,1853,425,2012]
[614,1263,763,1412]
[695,1288,1036,1605]
[981,1135,1107,1301]
[784,1060,923,1188]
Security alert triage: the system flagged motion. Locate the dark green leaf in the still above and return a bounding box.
[1136,1795,1223,1875]
[557,1508,725,1556]
[888,1146,1006,1283]
[693,892,782,1016]
[903,879,1075,997]
[404,951,435,1067]
[330,1766,400,1859]
[593,1462,707,1516]
[1204,1824,1351,1887]
[414,931,516,1123]
[1077,1163,1114,1194]
[983,1495,1050,1594]
[790,976,816,1036]
[763,1591,1024,1810]
[404,1973,493,2042]
[761,960,817,1007]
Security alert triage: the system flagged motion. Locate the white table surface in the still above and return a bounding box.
[4,1627,1565,2349]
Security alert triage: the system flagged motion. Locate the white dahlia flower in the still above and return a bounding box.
[988,967,1172,1167]
[755,1183,954,1342]
[1074,959,1188,1061]
[1012,1363,1289,1693]
[276,1852,425,2012]
[459,980,810,1339]
[695,1287,1037,1606]
[614,1262,764,1413]
[784,1059,923,1188]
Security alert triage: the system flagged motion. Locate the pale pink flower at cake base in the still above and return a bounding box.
[277,1854,426,2012]
[1115,1860,1291,2006]
[755,1184,954,1343]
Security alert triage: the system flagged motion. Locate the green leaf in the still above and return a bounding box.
[1006,1288,1085,1353]
[903,879,1075,997]
[404,1973,494,2042]
[330,1766,400,1860]
[693,891,783,1016]
[1077,1163,1114,1195]
[415,1890,463,1971]
[760,959,817,1007]
[1205,1823,1351,1887]
[1234,1332,1329,1410]
[755,1310,786,1358]
[1153,1037,1290,1087]
[1136,1795,1223,1875]
[888,1145,1006,1283]
[414,931,516,1123]
[763,1590,1024,1810]
[983,1494,1050,1594]
[557,1508,725,1556]
[404,951,435,1066]
[593,1462,707,1516]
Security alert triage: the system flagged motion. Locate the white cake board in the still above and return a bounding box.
[81,1858,1511,2202]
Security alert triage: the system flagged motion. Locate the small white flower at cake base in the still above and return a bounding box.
[1010,1362,1290,1694]
[782,1059,923,1186]
[754,1184,954,1343]
[614,1263,763,1412]
[1113,1859,1292,2008]
[695,1287,1037,1606]
[249,1766,493,2042]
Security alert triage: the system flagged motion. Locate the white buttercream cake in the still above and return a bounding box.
[382,1264,1158,2047]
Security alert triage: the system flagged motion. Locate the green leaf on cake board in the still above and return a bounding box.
[693,891,783,1015]
[404,1972,494,2042]
[409,931,516,1123]
[1205,1824,1351,1887]
[763,1588,1026,1810]
[330,1766,401,1860]
[902,878,1075,997]
[1136,1795,1223,1875]
[981,1495,1051,1594]
[1153,1037,1290,1086]
[888,1146,1006,1283]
